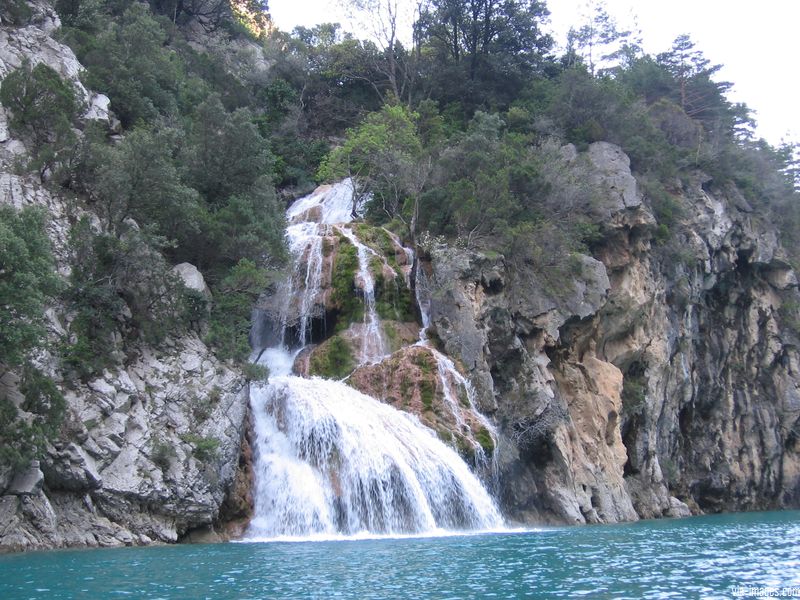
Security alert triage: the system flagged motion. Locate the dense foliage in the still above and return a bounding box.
[0,207,64,468]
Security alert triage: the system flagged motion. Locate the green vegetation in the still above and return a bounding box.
[35,0,798,368]
[180,433,220,462]
[41,1,289,372]
[63,217,184,378]
[0,207,65,469]
[0,61,80,180]
[410,351,436,410]
[475,426,495,455]
[455,434,475,462]
[242,362,269,382]
[151,437,177,471]
[419,379,435,411]
[0,0,797,476]
[0,366,66,470]
[308,335,355,379]
[205,259,269,362]
[305,5,797,272]
[190,385,222,421]
[354,224,401,271]
[320,105,425,235]
[374,268,415,323]
[330,237,363,330]
[778,300,800,335]
[1,0,32,24]
[621,373,647,415]
[0,207,62,369]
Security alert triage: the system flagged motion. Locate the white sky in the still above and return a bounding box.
[268,0,799,146]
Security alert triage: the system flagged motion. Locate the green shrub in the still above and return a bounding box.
[242,362,269,382]
[475,426,495,455]
[180,433,220,462]
[621,374,647,415]
[0,0,32,24]
[374,269,415,322]
[179,287,209,332]
[419,379,435,410]
[779,300,800,334]
[0,61,79,154]
[0,206,62,369]
[63,218,185,377]
[205,259,268,362]
[0,367,66,470]
[151,437,176,471]
[79,4,182,128]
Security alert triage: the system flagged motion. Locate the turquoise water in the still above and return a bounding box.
[1,511,798,599]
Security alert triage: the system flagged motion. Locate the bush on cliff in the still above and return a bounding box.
[0,207,65,469]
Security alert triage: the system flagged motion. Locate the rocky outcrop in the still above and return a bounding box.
[422,141,800,524]
[0,335,249,552]
[0,3,114,130]
[349,345,495,461]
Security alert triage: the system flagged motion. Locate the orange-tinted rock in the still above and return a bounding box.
[349,346,492,460]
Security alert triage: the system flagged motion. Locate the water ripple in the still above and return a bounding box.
[1,511,799,599]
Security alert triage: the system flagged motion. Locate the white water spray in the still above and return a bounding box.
[248,377,502,538]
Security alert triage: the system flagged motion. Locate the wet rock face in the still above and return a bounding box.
[424,142,800,524]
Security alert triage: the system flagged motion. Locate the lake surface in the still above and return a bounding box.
[1,511,799,599]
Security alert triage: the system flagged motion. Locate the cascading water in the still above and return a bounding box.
[248,377,502,538]
[245,181,504,540]
[338,226,386,365]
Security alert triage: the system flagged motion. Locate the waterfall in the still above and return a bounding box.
[245,181,503,540]
[247,377,502,539]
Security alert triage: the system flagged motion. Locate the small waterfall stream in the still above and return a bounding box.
[338,226,386,365]
[245,181,503,540]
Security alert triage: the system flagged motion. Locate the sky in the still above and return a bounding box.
[267,0,799,146]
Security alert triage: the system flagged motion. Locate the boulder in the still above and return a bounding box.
[172,263,212,299]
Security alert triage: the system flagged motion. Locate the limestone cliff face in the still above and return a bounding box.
[0,7,250,552]
[0,343,249,551]
[422,142,800,524]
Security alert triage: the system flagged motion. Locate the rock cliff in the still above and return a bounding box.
[0,5,250,552]
[421,142,800,523]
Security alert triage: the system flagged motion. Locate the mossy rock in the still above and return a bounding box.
[381,320,421,353]
[309,334,356,379]
[354,223,404,273]
[410,349,436,375]
[474,426,495,455]
[419,378,435,410]
[330,235,363,331]
[374,270,416,322]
